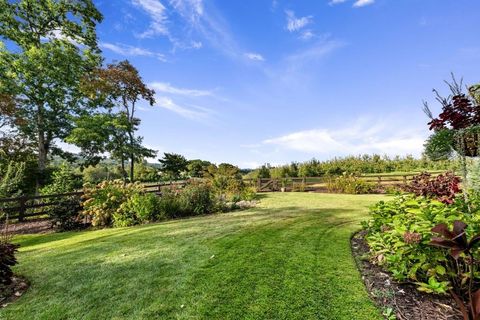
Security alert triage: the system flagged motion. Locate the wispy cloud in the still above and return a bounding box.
[300,30,315,40]
[284,38,345,69]
[329,0,375,8]
[244,52,265,61]
[263,118,426,157]
[329,0,347,5]
[100,42,167,61]
[156,96,212,120]
[285,10,313,32]
[150,82,213,97]
[131,0,169,38]
[353,0,375,8]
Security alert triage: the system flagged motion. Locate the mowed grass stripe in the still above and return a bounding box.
[1,193,386,320]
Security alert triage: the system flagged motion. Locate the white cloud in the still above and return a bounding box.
[156,96,212,120]
[263,118,426,157]
[244,52,265,61]
[285,39,345,68]
[131,0,169,38]
[300,30,315,40]
[100,42,167,61]
[150,82,213,97]
[329,0,347,5]
[329,0,374,7]
[353,0,375,8]
[285,10,313,32]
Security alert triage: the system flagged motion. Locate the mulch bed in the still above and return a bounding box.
[0,276,29,308]
[0,218,53,235]
[351,231,463,320]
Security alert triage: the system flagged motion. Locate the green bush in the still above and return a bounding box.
[82,180,143,227]
[157,187,182,218]
[49,197,83,231]
[114,193,161,227]
[40,163,84,231]
[362,194,480,294]
[179,182,215,216]
[241,186,257,201]
[326,174,375,194]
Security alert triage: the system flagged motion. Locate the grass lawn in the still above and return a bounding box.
[2,193,386,320]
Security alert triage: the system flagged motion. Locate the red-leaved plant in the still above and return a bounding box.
[405,172,461,204]
[424,77,480,131]
[430,221,480,320]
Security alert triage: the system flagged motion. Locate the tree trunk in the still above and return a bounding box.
[130,154,134,182]
[36,104,47,192]
[121,155,126,182]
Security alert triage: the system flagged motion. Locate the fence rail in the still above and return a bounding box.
[244,171,450,192]
[0,181,187,222]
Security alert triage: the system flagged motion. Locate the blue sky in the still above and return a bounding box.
[91,0,480,168]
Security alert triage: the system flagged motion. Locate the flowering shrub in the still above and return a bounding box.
[405,172,461,204]
[82,180,143,227]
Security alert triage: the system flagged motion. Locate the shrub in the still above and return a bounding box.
[41,163,83,230]
[178,182,215,216]
[0,161,25,198]
[405,171,461,204]
[0,242,18,286]
[363,193,480,295]
[49,197,83,231]
[0,221,19,286]
[240,186,257,201]
[292,181,306,192]
[157,187,182,219]
[326,174,375,194]
[82,180,143,227]
[114,193,160,227]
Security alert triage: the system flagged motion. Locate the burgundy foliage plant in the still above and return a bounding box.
[406,172,461,204]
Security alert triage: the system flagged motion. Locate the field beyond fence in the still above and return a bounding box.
[1,171,448,223]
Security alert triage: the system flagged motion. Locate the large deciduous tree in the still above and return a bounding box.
[0,0,103,187]
[70,60,156,181]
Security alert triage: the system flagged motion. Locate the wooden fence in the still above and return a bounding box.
[244,171,449,192]
[0,181,187,222]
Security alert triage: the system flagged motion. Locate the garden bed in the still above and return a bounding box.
[352,231,462,320]
[0,277,29,308]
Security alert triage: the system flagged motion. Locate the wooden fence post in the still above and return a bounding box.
[18,196,26,222]
[377,176,382,186]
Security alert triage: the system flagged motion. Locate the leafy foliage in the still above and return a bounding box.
[178,182,215,216]
[423,78,480,157]
[363,191,480,299]
[326,174,375,194]
[246,154,454,178]
[76,60,156,181]
[0,0,103,183]
[114,193,160,227]
[429,221,480,320]
[158,153,188,180]
[0,160,25,198]
[405,172,461,204]
[82,180,143,227]
[363,195,466,294]
[0,242,19,286]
